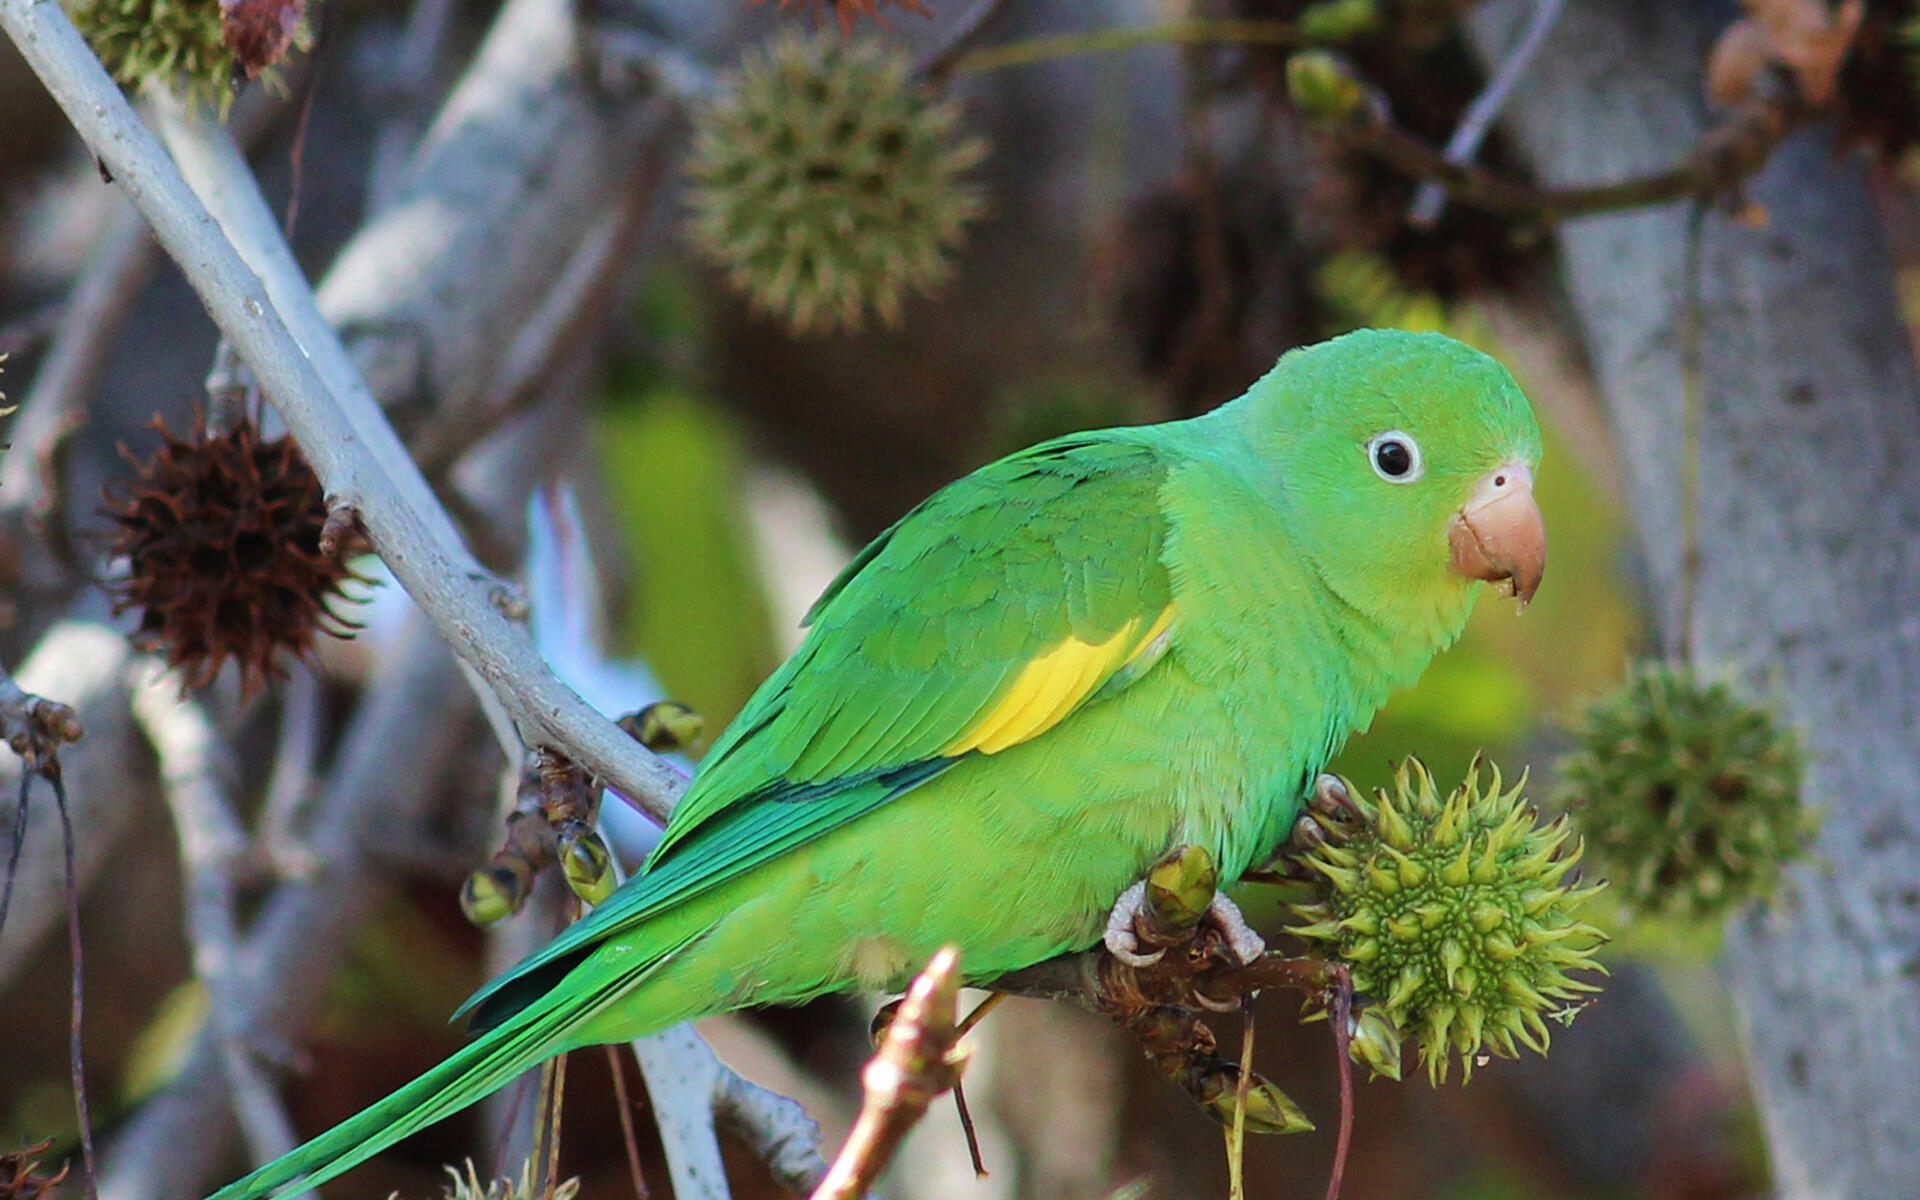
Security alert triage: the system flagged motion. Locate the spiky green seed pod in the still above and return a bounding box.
[1287,757,1608,1085]
[1555,663,1811,921]
[684,32,988,334]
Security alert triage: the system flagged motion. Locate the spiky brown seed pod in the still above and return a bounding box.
[685,32,987,333]
[1555,663,1812,921]
[760,0,932,33]
[1287,757,1608,1085]
[102,411,363,693]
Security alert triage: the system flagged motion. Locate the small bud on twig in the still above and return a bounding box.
[812,947,968,1200]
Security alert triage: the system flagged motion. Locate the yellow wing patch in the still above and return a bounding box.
[942,606,1175,756]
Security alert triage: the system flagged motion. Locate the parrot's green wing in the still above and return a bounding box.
[658,433,1179,857]
[456,434,1176,1024]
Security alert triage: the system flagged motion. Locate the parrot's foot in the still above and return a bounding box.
[1103,882,1267,969]
[1104,883,1165,966]
[1298,773,1364,843]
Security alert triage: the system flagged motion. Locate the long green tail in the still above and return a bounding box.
[207,970,591,1200]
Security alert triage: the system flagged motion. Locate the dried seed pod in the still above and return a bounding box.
[102,410,365,694]
[759,0,932,34]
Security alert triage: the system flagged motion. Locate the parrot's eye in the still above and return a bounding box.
[1366,432,1422,483]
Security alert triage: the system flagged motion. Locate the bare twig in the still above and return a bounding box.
[0,300,67,358]
[0,663,85,771]
[915,0,1017,80]
[128,668,309,1181]
[99,613,475,1200]
[0,0,687,824]
[1227,997,1254,1200]
[1,662,104,1199]
[256,662,324,875]
[952,19,1304,75]
[1323,65,1804,223]
[0,623,142,993]
[1324,967,1354,1200]
[368,0,461,209]
[53,769,100,1200]
[582,20,725,104]
[0,201,154,526]
[414,138,672,477]
[1,770,29,946]
[630,1025,732,1200]
[1406,0,1565,227]
[813,947,968,1200]
[709,1028,837,1194]
[604,1044,650,1200]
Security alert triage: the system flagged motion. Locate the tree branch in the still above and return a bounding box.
[0,623,144,992]
[100,613,476,1200]
[0,200,153,529]
[1319,62,1803,223]
[952,19,1305,75]
[1405,0,1564,227]
[0,0,687,825]
[914,0,1017,81]
[127,669,308,1184]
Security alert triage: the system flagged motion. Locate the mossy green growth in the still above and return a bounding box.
[684,32,988,333]
[1556,662,1812,921]
[1288,757,1608,1084]
[65,0,311,115]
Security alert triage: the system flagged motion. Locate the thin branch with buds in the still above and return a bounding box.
[812,948,967,1200]
[1320,63,1805,224]
[1405,0,1565,227]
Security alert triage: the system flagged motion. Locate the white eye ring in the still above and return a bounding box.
[1366,431,1423,483]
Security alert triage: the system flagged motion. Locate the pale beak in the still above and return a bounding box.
[1448,463,1546,609]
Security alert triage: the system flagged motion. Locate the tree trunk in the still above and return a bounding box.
[1464,4,1920,1196]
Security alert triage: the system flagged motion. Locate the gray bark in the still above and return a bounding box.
[1465,4,1920,1197]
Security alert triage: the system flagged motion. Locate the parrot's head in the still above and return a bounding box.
[1235,327,1546,628]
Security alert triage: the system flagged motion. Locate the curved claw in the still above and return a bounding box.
[1104,882,1167,966]
[1208,893,1266,966]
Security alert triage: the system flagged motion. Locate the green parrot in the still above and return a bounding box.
[208,327,1545,1199]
